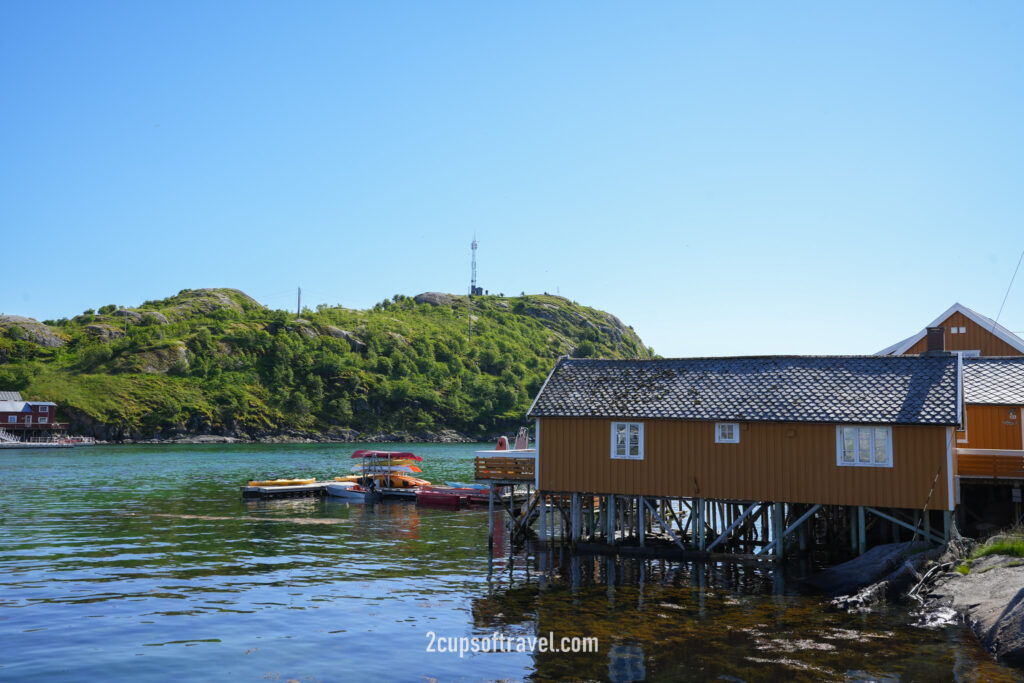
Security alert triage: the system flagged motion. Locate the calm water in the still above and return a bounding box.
[0,443,1020,682]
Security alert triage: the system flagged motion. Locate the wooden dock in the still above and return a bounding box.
[240,482,421,500]
[241,482,328,498]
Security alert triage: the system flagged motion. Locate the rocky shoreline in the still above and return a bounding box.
[814,536,1024,665]
[91,428,481,446]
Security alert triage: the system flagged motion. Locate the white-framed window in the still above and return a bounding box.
[715,422,739,443]
[836,425,892,468]
[7,416,15,423]
[611,422,644,460]
[25,416,31,425]
[38,417,48,424]
[39,405,49,413]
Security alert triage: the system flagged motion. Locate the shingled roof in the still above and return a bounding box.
[963,357,1024,405]
[528,356,959,425]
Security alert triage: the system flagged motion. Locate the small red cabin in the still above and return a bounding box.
[0,392,65,436]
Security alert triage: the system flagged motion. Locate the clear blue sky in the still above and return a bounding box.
[3,2,1022,357]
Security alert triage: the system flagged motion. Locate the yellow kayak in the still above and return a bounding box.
[247,478,316,487]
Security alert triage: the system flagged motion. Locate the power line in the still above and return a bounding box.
[993,246,1024,324]
[983,246,1024,354]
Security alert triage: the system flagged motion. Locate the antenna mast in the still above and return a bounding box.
[468,236,478,342]
[297,287,301,317]
[471,236,478,295]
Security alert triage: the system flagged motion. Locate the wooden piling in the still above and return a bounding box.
[487,484,495,551]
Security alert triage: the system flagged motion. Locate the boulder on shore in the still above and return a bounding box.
[806,542,919,597]
[926,553,1024,665]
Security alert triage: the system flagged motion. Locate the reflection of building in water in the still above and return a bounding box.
[332,499,422,541]
[608,644,645,683]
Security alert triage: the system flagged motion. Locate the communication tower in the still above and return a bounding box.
[468,237,479,342]
[470,236,482,296]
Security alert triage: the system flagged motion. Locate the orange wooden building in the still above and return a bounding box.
[878,302,1024,358]
[474,306,1022,557]
[878,305,1024,526]
[485,355,963,557]
[528,356,958,512]
[956,358,1024,484]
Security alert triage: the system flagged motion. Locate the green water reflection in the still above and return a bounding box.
[0,444,1020,681]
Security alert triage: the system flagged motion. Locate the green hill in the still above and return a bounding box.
[0,288,653,442]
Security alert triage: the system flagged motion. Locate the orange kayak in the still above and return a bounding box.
[334,473,430,488]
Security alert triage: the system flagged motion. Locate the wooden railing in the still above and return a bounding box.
[956,449,1024,479]
[475,456,536,481]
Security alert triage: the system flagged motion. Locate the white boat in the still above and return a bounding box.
[325,482,382,503]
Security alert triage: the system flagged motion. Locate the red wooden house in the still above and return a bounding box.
[0,392,66,438]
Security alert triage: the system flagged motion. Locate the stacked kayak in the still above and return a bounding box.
[325,450,432,501]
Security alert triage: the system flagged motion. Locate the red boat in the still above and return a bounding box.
[415,485,495,509]
[350,450,423,461]
[415,489,464,509]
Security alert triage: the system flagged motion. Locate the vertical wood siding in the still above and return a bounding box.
[539,418,952,510]
[903,312,1021,356]
[960,405,1023,450]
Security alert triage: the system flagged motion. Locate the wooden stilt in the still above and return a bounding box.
[618,498,625,543]
[850,506,858,552]
[773,502,785,559]
[607,494,616,545]
[571,493,580,544]
[639,496,645,547]
[857,505,866,556]
[697,498,706,550]
[798,506,808,554]
[539,492,547,545]
[487,484,495,551]
[642,497,686,551]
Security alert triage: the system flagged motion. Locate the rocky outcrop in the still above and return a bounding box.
[321,326,367,352]
[142,311,169,325]
[414,292,455,307]
[924,548,1024,664]
[289,320,319,340]
[0,315,67,348]
[113,343,188,374]
[161,288,264,321]
[817,537,1024,665]
[83,324,126,343]
[807,542,923,597]
[111,309,143,323]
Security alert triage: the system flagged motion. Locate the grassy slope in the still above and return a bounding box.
[0,288,652,440]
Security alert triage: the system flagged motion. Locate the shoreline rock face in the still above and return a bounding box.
[101,427,478,446]
[817,537,1024,666]
[807,542,922,598]
[924,554,1024,665]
